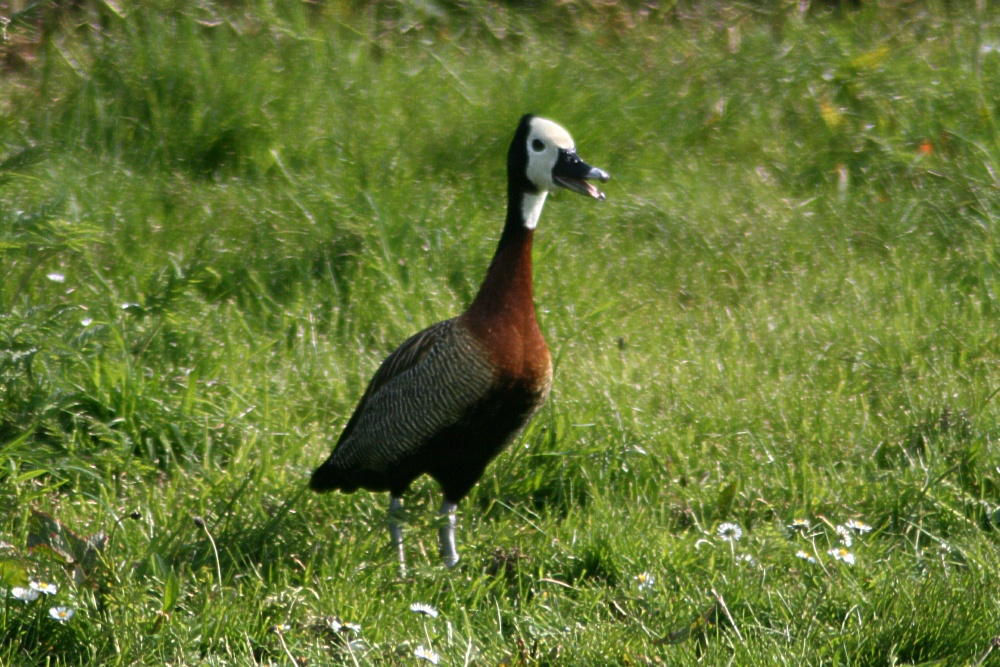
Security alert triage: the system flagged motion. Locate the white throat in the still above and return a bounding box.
[521,191,548,230]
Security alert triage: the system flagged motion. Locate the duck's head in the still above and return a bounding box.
[508,114,609,229]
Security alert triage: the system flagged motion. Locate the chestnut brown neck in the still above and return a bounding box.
[463,222,537,335]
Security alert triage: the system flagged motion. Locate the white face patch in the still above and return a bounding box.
[524,118,575,197]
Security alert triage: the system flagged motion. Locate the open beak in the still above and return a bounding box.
[552,148,610,202]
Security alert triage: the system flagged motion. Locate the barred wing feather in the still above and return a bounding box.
[329,319,496,472]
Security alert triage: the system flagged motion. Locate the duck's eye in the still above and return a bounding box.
[531,139,545,152]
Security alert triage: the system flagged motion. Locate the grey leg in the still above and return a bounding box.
[388,496,406,575]
[438,500,459,568]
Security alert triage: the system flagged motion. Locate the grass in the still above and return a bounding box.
[2,0,1000,664]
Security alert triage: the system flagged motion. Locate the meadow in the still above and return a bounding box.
[1,0,1000,664]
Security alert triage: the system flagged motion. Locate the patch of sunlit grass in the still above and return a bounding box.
[2,0,1000,664]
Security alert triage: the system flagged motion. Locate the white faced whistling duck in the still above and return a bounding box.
[310,114,609,572]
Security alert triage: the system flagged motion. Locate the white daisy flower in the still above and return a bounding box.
[796,550,817,564]
[788,518,810,533]
[12,587,40,602]
[49,607,75,623]
[835,525,853,547]
[634,572,655,591]
[409,602,439,618]
[30,581,58,596]
[845,519,872,534]
[828,548,855,565]
[414,645,440,665]
[329,617,361,634]
[717,522,743,542]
